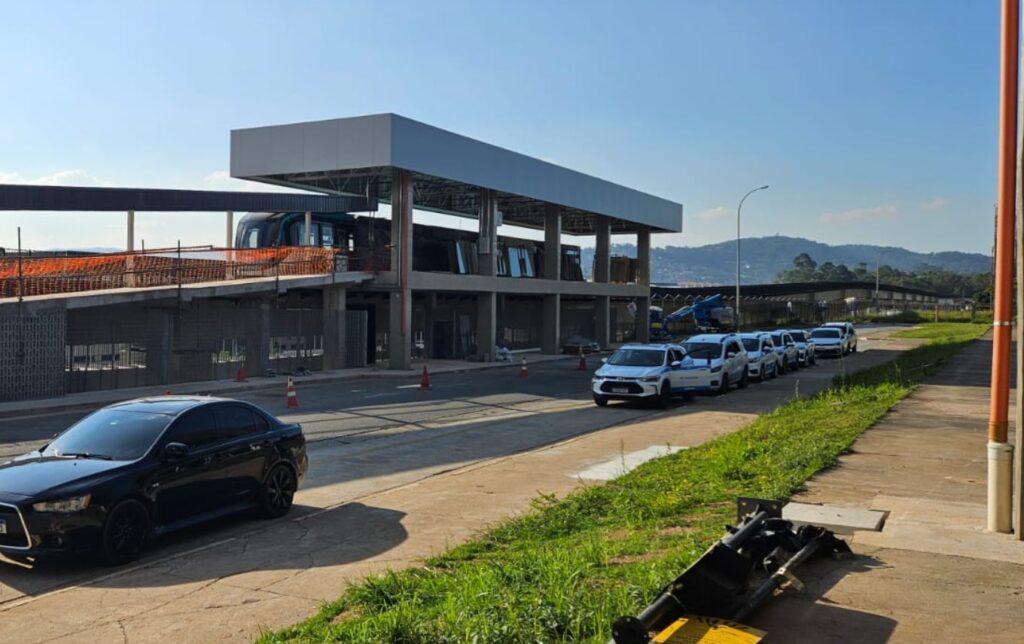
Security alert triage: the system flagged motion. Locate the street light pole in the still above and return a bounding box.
[735,185,769,331]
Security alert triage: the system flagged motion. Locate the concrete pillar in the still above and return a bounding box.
[542,294,561,354]
[595,216,611,283]
[595,295,611,348]
[322,285,347,370]
[226,211,234,248]
[478,189,498,276]
[244,299,271,377]
[637,226,650,286]
[477,292,497,361]
[304,211,313,246]
[388,169,413,370]
[636,295,651,343]
[423,292,437,359]
[126,210,135,252]
[544,204,561,281]
[144,308,175,386]
[125,209,136,287]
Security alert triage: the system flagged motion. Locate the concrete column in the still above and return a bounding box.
[322,285,347,370]
[144,308,175,386]
[542,294,561,354]
[125,209,136,287]
[595,295,611,349]
[478,189,498,276]
[636,295,651,343]
[544,204,561,281]
[304,211,313,246]
[637,226,650,286]
[423,292,437,359]
[476,292,497,361]
[226,211,234,248]
[595,216,611,283]
[126,210,135,252]
[388,169,413,370]
[243,299,271,377]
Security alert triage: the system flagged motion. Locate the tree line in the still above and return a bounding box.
[775,253,993,302]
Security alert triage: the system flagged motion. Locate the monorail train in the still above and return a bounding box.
[234,211,584,279]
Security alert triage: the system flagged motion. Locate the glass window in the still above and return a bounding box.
[215,404,258,440]
[42,410,172,461]
[682,342,721,360]
[789,331,806,342]
[320,224,335,248]
[811,328,841,339]
[606,348,666,367]
[669,348,684,363]
[244,228,261,248]
[166,407,220,448]
[741,338,759,352]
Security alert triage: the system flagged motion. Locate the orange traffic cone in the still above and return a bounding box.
[577,347,587,371]
[236,367,247,383]
[165,390,172,395]
[286,377,299,409]
[520,357,528,379]
[420,365,431,390]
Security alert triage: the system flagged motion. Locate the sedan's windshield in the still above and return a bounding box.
[42,410,174,461]
[741,338,761,352]
[789,331,807,342]
[683,342,721,360]
[771,334,785,346]
[811,329,841,339]
[607,348,666,367]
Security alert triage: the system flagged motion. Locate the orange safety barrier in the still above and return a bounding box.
[0,246,343,298]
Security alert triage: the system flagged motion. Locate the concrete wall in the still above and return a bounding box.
[0,303,66,402]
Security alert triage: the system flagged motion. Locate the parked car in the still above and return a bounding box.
[768,331,800,373]
[823,321,858,354]
[810,326,845,357]
[0,397,307,565]
[738,332,779,381]
[592,343,688,408]
[681,334,749,395]
[786,329,816,366]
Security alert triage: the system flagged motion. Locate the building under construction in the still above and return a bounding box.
[0,113,683,402]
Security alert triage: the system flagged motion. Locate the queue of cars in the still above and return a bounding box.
[591,322,859,407]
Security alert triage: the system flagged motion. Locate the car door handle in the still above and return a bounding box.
[249,441,272,451]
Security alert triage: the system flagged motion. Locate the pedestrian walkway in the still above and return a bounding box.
[751,335,1024,643]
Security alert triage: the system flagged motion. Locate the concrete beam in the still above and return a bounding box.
[544,204,561,281]
[404,272,645,297]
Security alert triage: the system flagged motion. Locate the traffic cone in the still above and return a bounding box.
[236,367,247,383]
[165,390,172,395]
[420,365,431,390]
[286,377,299,409]
[577,347,587,371]
[520,357,528,379]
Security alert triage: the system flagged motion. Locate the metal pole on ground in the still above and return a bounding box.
[989,0,1018,534]
[1015,0,1024,541]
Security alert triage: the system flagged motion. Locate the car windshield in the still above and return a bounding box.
[811,329,841,339]
[683,342,721,359]
[771,334,785,345]
[42,409,174,461]
[606,348,665,367]
[741,338,760,352]
[789,331,807,342]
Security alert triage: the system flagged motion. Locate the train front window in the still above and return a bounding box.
[238,224,265,248]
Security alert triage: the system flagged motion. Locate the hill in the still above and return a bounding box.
[580,235,992,285]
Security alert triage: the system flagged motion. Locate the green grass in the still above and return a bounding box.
[262,328,983,644]
[891,321,989,343]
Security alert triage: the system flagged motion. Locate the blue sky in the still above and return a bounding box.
[0,1,1001,254]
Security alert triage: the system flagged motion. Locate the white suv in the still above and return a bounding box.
[681,334,749,395]
[592,343,687,408]
[823,322,858,354]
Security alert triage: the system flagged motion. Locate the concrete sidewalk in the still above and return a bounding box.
[752,335,1024,643]
[0,352,577,419]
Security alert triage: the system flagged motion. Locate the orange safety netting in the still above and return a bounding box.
[0,246,339,298]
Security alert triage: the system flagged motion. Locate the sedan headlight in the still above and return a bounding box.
[710,365,723,373]
[33,494,91,513]
[639,376,660,382]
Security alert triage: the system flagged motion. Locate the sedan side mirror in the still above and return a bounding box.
[670,360,681,368]
[162,442,190,462]
[601,357,607,363]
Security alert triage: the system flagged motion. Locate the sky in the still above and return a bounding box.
[0,1,1002,254]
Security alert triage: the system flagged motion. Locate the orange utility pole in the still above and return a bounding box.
[989,0,1018,534]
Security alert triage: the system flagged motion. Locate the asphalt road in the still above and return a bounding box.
[0,325,911,621]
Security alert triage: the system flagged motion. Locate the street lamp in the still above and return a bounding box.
[735,184,769,331]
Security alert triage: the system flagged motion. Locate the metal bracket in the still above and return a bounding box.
[736,497,783,522]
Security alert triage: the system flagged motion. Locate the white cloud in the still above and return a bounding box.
[696,205,732,220]
[819,205,897,223]
[0,169,115,187]
[921,197,949,210]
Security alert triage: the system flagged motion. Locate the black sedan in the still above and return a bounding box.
[0,396,307,565]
